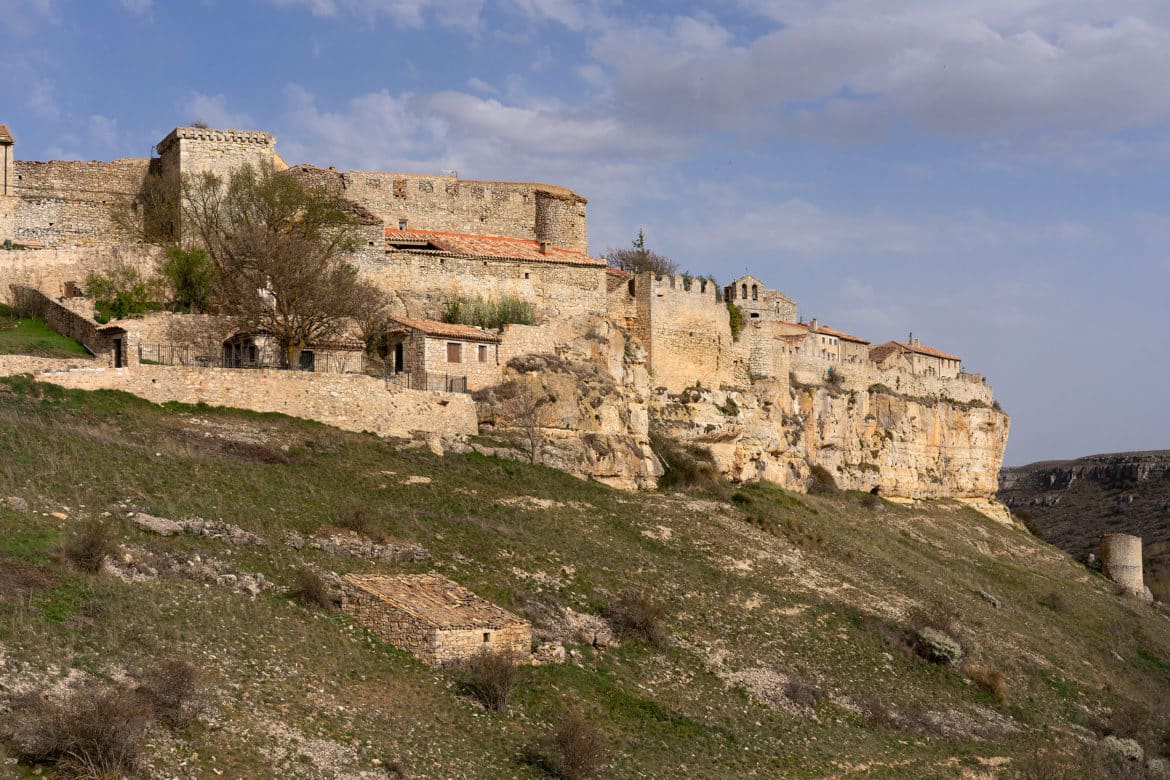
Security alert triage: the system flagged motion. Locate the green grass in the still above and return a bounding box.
[1,376,1170,777]
[0,304,91,358]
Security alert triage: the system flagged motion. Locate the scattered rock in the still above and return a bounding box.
[4,496,28,513]
[403,475,432,485]
[285,531,428,564]
[49,511,68,520]
[914,627,963,666]
[106,544,271,596]
[1102,735,1144,763]
[978,590,1001,608]
[132,512,184,536]
[532,642,566,665]
[1147,757,1170,777]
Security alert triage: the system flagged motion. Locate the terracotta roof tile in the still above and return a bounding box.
[811,324,869,344]
[389,315,502,342]
[605,266,631,278]
[386,228,603,267]
[343,573,528,630]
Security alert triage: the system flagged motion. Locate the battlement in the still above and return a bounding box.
[156,127,275,156]
[645,273,722,301]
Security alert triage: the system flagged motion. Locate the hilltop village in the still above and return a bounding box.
[0,124,1009,500]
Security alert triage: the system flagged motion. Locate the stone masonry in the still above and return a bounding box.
[340,573,532,665]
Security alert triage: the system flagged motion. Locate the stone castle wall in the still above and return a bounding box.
[35,364,477,439]
[630,272,734,393]
[340,172,587,252]
[157,127,275,189]
[789,355,995,406]
[0,245,161,305]
[10,286,135,368]
[9,159,151,246]
[362,251,606,323]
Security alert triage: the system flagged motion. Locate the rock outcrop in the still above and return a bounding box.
[651,380,1009,499]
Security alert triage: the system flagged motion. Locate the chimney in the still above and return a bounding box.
[539,241,549,254]
[809,318,818,331]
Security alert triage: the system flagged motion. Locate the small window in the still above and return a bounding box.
[751,284,758,300]
[524,272,530,279]
[483,632,490,643]
[447,342,462,363]
[741,283,747,299]
[750,312,759,319]
[398,219,407,230]
[478,345,487,362]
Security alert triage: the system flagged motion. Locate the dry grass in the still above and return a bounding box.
[289,566,337,610]
[964,663,1008,703]
[544,711,606,780]
[783,675,828,709]
[63,518,114,574]
[4,683,152,778]
[135,656,208,729]
[603,589,665,647]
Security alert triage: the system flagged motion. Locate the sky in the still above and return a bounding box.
[1,0,1168,466]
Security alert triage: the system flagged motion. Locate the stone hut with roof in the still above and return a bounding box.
[340,573,532,665]
[386,315,502,391]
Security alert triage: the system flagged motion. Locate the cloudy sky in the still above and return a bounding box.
[2,0,1168,465]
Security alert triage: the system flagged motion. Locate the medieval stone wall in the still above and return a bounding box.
[10,286,135,368]
[340,172,587,252]
[0,245,161,305]
[630,272,734,393]
[431,624,532,665]
[35,364,478,439]
[361,251,606,323]
[9,159,151,246]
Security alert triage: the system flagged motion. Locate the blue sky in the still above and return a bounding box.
[2,0,1169,466]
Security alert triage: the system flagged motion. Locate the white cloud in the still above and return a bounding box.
[26,78,59,120]
[587,5,1170,144]
[466,77,497,95]
[182,93,256,130]
[88,115,118,148]
[120,0,152,15]
[267,0,484,30]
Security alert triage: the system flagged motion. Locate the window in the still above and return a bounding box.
[741,283,747,299]
[483,632,491,643]
[447,342,462,363]
[398,219,408,230]
[751,284,758,300]
[478,345,487,362]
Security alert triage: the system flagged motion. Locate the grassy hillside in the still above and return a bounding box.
[0,304,91,359]
[1,375,1169,778]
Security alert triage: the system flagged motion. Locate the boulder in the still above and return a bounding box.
[914,627,963,666]
[132,512,184,536]
[1102,735,1143,763]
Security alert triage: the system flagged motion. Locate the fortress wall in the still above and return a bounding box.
[360,251,606,323]
[341,172,588,252]
[158,128,275,186]
[0,245,161,305]
[35,364,478,439]
[634,273,734,392]
[789,355,995,406]
[10,159,151,246]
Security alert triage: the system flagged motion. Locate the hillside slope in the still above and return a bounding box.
[999,451,1170,601]
[1,378,1169,778]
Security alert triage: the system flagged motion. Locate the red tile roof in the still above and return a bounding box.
[0,124,12,144]
[389,316,502,343]
[605,266,631,278]
[386,229,603,267]
[870,340,960,362]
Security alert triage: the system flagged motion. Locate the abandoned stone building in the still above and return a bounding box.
[340,573,532,665]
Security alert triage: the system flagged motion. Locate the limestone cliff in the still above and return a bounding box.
[650,379,1009,499]
[471,321,662,490]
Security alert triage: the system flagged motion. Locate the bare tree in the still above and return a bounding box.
[217,227,383,368]
[485,377,559,464]
[603,229,678,276]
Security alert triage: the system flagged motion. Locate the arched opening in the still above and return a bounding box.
[741,283,747,299]
[751,284,758,300]
[628,279,636,296]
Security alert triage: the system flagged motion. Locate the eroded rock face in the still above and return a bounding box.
[651,380,1009,499]
[473,323,663,490]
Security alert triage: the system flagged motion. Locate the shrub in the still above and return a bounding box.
[852,695,897,729]
[860,491,881,510]
[1039,589,1070,614]
[807,464,839,495]
[136,656,207,729]
[783,675,827,709]
[458,650,521,712]
[158,246,214,312]
[335,505,385,542]
[727,303,744,342]
[84,262,160,321]
[64,518,114,574]
[545,711,606,779]
[289,566,337,609]
[443,294,535,330]
[603,589,665,647]
[650,432,722,495]
[964,663,1008,703]
[5,683,152,777]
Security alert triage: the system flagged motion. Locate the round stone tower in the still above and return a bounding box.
[1100,533,1145,596]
